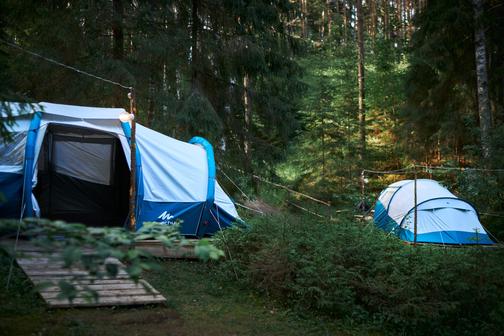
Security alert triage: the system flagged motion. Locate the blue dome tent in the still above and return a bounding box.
[0,102,240,237]
[374,179,493,245]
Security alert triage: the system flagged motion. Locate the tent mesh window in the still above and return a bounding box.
[34,125,130,227]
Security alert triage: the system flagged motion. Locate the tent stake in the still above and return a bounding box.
[128,90,137,231]
[414,168,418,246]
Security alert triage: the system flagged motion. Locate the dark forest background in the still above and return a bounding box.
[1,0,503,227]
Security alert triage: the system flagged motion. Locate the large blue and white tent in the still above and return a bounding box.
[0,102,239,237]
[374,179,493,244]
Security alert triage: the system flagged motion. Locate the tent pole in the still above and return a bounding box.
[414,167,418,246]
[128,90,137,231]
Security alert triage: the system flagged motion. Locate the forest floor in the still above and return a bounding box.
[0,255,360,336]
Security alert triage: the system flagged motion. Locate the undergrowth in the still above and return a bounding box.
[216,213,504,335]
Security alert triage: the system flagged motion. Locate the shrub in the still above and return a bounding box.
[217,213,504,335]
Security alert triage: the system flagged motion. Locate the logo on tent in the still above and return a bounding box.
[158,211,176,225]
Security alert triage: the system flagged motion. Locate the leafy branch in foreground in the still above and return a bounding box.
[1,219,224,303]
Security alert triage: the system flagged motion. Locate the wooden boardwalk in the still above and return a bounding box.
[3,241,166,308]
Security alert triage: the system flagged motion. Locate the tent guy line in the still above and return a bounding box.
[362,164,504,175]
[0,38,133,91]
[219,162,332,207]
[0,38,259,97]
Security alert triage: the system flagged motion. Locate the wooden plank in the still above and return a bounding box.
[40,289,162,299]
[18,265,89,272]
[46,295,167,308]
[29,275,132,282]
[23,270,127,277]
[21,267,129,276]
[15,255,61,261]
[17,260,65,265]
[40,283,158,293]
[32,277,135,285]
[29,274,131,281]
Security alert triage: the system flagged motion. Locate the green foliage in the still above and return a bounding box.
[194,239,225,262]
[178,91,223,143]
[217,212,504,335]
[451,170,504,239]
[277,37,406,201]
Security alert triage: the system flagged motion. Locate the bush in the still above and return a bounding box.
[217,213,504,335]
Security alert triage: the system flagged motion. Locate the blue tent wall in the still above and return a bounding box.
[0,173,23,218]
[0,112,41,219]
[120,120,144,230]
[22,112,42,217]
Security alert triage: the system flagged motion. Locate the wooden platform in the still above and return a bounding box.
[3,241,166,308]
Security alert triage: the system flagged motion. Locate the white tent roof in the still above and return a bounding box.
[380,179,457,225]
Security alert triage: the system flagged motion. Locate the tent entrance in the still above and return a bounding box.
[34,124,130,227]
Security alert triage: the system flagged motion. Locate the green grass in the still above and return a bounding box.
[0,252,359,336]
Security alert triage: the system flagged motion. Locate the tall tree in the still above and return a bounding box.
[356,0,366,160]
[190,0,201,92]
[242,73,256,191]
[472,0,492,160]
[383,0,390,39]
[301,0,308,38]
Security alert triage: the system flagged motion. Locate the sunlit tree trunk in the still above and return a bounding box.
[326,0,332,37]
[343,1,348,43]
[370,0,377,40]
[383,0,390,39]
[356,0,366,161]
[242,73,257,191]
[321,121,326,179]
[321,8,325,38]
[472,0,492,160]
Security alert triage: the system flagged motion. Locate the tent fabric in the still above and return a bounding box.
[52,138,114,185]
[374,179,493,245]
[0,102,240,236]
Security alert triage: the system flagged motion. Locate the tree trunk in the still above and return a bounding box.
[356,0,366,161]
[326,0,332,37]
[146,78,155,127]
[472,0,492,160]
[383,0,389,39]
[300,0,308,38]
[343,1,348,43]
[242,74,257,192]
[112,0,124,107]
[191,0,200,91]
[396,0,402,39]
[371,0,377,40]
[321,121,326,179]
[112,0,124,60]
